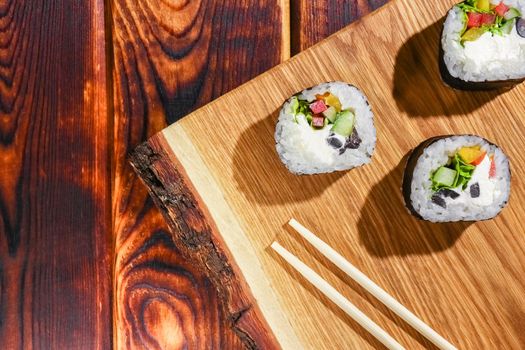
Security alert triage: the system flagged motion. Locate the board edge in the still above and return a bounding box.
[129,134,283,350]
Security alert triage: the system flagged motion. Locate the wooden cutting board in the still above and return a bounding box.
[131,0,525,348]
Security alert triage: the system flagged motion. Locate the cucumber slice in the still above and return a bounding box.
[432,167,457,188]
[504,7,521,20]
[501,18,515,34]
[288,96,299,114]
[461,11,468,33]
[331,111,355,137]
[306,113,313,123]
[322,106,337,123]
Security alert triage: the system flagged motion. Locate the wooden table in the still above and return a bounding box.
[0,1,386,348]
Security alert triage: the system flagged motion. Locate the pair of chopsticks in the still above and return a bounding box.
[271,219,457,350]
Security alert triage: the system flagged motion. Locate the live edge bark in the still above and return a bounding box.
[130,141,279,350]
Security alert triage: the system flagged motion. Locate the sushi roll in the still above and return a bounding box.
[402,135,510,222]
[440,0,525,90]
[275,82,376,175]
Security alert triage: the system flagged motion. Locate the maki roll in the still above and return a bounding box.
[275,82,376,175]
[403,135,510,222]
[440,0,525,90]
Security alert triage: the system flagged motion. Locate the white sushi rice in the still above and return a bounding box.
[409,135,510,222]
[442,0,525,82]
[275,82,376,175]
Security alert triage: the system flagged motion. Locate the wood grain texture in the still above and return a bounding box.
[0,0,111,348]
[111,0,288,348]
[291,0,388,53]
[130,143,281,349]
[133,0,525,348]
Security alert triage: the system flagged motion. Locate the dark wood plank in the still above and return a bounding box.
[0,0,111,348]
[291,0,389,53]
[111,0,288,348]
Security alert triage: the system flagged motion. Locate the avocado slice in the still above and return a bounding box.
[461,27,488,43]
[331,110,355,137]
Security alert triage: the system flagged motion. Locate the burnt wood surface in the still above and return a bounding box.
[0,0,111,348]
[111,0,288,349]
[291,0,388,53]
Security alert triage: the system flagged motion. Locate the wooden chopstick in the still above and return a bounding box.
[271,241,405,350]
[288,218,457,350]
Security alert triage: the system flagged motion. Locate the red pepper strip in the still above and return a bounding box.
[481,13,496,25]
[494,2,509,17]
[489,155,496,178]
[467,12,483,28]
